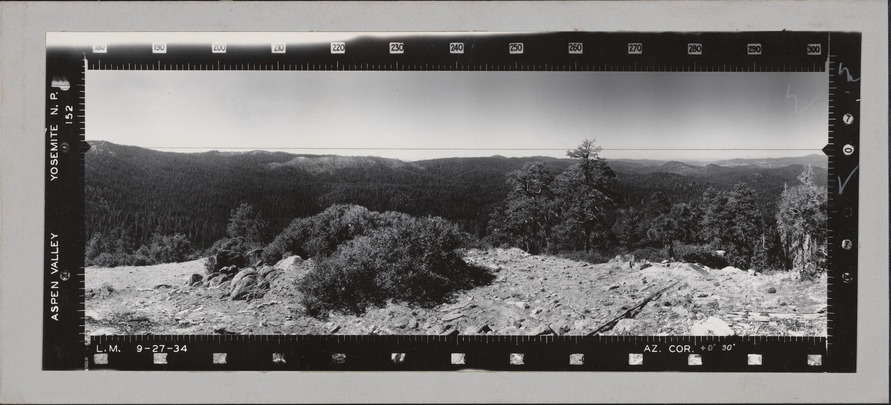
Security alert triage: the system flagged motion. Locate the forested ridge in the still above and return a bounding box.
[86,141,575,249]
[85,140,826,267]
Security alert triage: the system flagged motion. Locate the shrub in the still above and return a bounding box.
[262,217,313,263]
[299,216,492,316]
[262,204,413,263]
[674,243,728,269]
[92,252,124,267]
[136,233,192,264]
[86,232,193,267]
[85,228,138,267]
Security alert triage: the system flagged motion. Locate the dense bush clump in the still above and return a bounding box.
[262,204,412,263]
[134,233,193,264]
[298,216,492,316]
[86,231,193,267]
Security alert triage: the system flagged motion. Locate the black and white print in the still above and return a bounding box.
[84,59,828,337]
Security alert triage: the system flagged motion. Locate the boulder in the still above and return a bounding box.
[229,275,258,300]
[442,328,459,336]
[229,268,269,300]
[274,254,303,271]
[496,326,521,335]
[612,319,641,335]
[230,268,258,287]
[205,277,220,288]
[255,277,271,292]
[573,319,593,332]
[245,248,264,265]
[462,324,493,334]
[189,273,203,286]
[671,307,691,317]
[204,273,222,288]
[690,316,735,336]
[442,312,464,322]
[529,324,557,336]
[213,250,245,273]
[258,266,281,283]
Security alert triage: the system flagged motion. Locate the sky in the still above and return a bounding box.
[86,70,827,161]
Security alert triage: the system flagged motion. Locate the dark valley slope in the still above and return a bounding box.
[85,141,827,250]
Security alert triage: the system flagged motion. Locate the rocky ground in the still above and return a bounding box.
[85,248,827,336]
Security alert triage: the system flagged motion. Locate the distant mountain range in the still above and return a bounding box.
[85,141,827,250]
[609,154,827,171]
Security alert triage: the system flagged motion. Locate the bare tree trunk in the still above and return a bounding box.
[804,233,812,276]
[525,239,533,255]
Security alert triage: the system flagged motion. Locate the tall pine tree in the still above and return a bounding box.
[553,139,618,252]
[776,165,827,278]
[488,162,557,254]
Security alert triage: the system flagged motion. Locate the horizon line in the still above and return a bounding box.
[89,140,826,162]
[135,147,822,152]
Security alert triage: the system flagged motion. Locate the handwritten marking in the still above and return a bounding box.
[785,85,819,113]
[838,165,859,195]
[837,63,860,82]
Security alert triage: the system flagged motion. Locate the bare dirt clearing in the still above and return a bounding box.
[86,248,826,336]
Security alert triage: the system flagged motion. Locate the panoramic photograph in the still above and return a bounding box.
[83,69,828,337]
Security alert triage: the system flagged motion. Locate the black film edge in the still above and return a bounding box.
[44,31,859,371]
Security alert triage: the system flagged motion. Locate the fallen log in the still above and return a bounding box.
[588,279,682,336]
